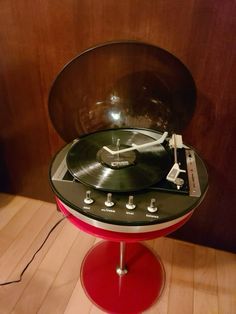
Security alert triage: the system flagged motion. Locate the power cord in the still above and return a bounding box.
[0,214,68,286]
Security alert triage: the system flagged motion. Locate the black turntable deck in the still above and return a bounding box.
[50,128,207,231]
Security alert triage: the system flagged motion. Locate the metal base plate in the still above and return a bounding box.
[81,241,165,314]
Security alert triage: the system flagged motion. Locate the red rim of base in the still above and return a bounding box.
[81,241,165,314]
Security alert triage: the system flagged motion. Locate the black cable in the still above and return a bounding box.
[0,214,68,286]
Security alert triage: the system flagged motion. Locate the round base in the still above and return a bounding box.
[81,241,165,314]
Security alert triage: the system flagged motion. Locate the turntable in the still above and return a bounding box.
[49,41,208,314]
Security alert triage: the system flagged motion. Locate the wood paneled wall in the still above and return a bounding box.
[0,0,235,252]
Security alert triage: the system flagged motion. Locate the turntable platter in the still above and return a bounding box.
[66,129,171,192]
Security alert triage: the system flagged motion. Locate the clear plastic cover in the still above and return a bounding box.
[48,41,196,142]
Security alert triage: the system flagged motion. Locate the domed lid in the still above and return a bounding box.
[48,41,196,142]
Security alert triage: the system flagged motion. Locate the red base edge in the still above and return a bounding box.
[81,241,165,314]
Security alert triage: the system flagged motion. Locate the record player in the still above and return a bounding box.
[51,128,205,232]
[49,41,208,314]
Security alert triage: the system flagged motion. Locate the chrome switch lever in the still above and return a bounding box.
[105,193,115,207]
[84,190,94,204]
[126,195,136,210]
[147,198,158,213]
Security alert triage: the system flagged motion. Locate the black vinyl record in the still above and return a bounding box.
[66,129,171,192]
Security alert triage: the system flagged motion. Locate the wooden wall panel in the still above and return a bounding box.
[0,0,235,251]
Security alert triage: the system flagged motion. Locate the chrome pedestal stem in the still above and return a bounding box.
[116,241,128,276]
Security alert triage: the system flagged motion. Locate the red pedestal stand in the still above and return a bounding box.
[57,197,194,313]
[81,241,165,314]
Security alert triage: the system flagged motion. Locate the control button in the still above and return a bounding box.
[126,195,136,210]
[105,193,114,207]
[84,190,94,204]
[147,198,158,213]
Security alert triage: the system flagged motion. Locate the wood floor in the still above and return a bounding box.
[0,194,235,314]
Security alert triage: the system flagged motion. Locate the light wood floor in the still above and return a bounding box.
[0,193,235,314]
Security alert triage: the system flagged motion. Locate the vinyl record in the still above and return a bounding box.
[66,129,171,192]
